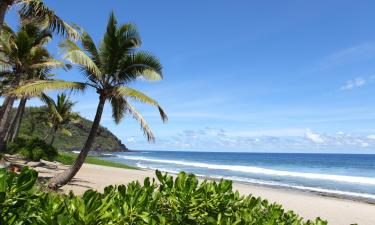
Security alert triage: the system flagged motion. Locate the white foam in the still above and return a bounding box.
[221,176,375,200]
[117,155,375,185]
[134,163,375,201]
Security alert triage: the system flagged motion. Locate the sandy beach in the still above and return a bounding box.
[28,161,374,225]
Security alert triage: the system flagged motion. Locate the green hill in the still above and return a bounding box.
[17,107,128,152]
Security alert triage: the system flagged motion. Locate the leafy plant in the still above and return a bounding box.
[0,168,329,225]
[6,137,58,161]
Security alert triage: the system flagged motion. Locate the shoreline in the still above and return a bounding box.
[13,154,374,225]
[195,173,375,205]
[60,164,374,225]
[109,154,375,205]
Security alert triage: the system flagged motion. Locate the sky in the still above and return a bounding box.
[4,0,375,153]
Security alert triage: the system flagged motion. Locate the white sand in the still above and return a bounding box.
[32,163,374,225]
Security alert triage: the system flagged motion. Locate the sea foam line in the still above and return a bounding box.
[118,155,375,185]
[136,163,375,201]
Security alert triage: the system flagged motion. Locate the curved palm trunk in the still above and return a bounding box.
[48,95,106,189]
[10,98,27,141]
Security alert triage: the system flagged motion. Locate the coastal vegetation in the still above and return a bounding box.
[56,152,138,170]
[17,106,128,151]
[0,167,327,225]
[0,1,337,224]
[1,8,166,188]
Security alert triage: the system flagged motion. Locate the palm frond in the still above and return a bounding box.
[8,79,86,97]
[68,26,101,67]
[116,23,141,49]
[99,12,120,75]
[118,51,163,82]
[29,59,66,70]
[115,87,168,123]
[40,93,63,122]
[18,0,80,40]
[59,39,102,77]
[110,96,127,124]
[60,128,72,136]
[125,101,155,142]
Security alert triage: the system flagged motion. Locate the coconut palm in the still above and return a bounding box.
[41,93,79,145]
[5,69,63,142]
[0,0,78,39]
[42,12,167,188]
[0,24,72,151]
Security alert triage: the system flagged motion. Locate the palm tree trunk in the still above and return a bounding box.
[10,98,27,141]
[43,131,51,141]
[6,98,27,141]
[49,126,58,146]
[48,95,106,189]
[0,97,12,119]
[0,1,8,31]
[4,104,17,142]
[0,73,21,152]
[0,96,15,152]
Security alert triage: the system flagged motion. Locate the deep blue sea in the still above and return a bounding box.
[104,151,375,201]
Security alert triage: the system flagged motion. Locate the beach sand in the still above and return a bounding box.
[30,162,375,225]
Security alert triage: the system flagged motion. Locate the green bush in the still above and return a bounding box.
[0,168,328,225]
[6,138,58,161]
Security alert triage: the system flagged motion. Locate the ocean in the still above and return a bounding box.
[104,151,375,202]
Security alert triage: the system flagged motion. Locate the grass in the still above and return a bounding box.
[56,152,138,170]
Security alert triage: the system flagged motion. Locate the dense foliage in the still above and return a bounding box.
[0,167,327,225]
[16,107,128,152]
[6,138,58,161]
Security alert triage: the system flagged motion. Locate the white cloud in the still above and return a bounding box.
[341,77,366,90]
[305,129,324,143]
[231,128,306,137]
[126,137,136,143]
[128,126,375,152]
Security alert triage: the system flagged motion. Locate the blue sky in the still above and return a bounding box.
[5,0,375,153]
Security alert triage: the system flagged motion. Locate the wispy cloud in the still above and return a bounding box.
[340,76,375,91]
[305,129,324,143]
[127,127,375,152]
[341,77,366,90]
[313,42,375,71]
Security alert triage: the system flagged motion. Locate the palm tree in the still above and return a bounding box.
[41,93,79,145]
[0,0,78,39]
[0,24,70,151]
[45,12,167,188]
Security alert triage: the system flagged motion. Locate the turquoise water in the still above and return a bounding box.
[105,151,375,202]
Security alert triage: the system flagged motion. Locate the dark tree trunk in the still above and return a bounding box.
[6,98,27,141]
[49,126,58,146]
[0,96,15,152]
[0,97,11,119]
[48,95,106,189]
[0,1,8,32]
[0,73,21,152]
[10,98,27,141]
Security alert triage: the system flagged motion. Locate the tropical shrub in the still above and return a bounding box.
[0,167,328,225]
[6,138,58,161]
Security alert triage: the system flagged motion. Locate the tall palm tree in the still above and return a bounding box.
[0,0,78,39]
[41,93,79,145]
[45,12,168,188]
[0,24,70,151]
